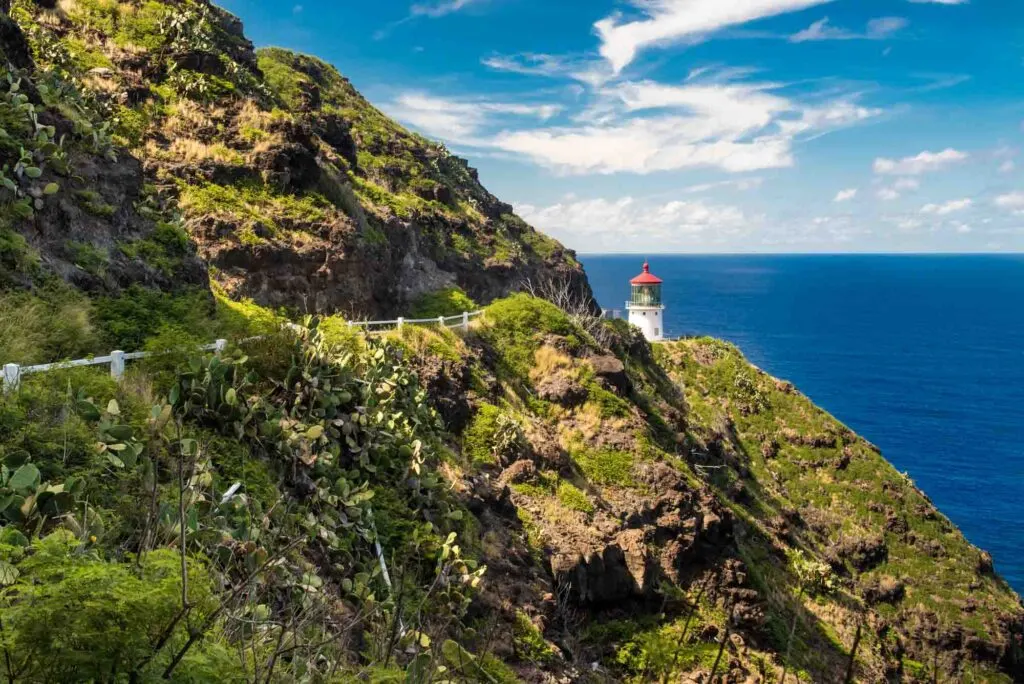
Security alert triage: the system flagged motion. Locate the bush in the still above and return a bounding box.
[480,294,575,380]
[409,287,477,319]
[462,403,526,467]
[0,288,98,364]
[94,285,214,350]
[2,531,242,681]
[512,611,556,664]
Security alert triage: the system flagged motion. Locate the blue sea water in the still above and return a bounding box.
[581,254,1024,594]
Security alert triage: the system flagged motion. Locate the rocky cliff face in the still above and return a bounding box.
[0,0,590,317]
[441,300,1024,682]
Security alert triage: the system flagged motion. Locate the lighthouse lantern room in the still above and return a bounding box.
[626,261,665,341]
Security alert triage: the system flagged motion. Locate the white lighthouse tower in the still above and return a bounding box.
[626,260,665,341]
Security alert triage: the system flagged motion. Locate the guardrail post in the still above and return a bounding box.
[462,311,469,330]
[438,316,445,328]
[396,317,404,330]
[214,339,227,355]
[110,351,125,381]
[3,363,20,393]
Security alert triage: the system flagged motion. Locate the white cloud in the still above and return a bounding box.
[594,0,832,73]
[995,192,1024,212]
[878,188,901,201]
[790,16,907,42]
[867,17,910,36]
[486,81,879,175]
[874,148,968,175]
[1000,160,1016,173]
[410,0,481,18]
[954,223,973,234]
[685,177,764,193]
[921,198,972,215]
[894,178,921,191]
[481,53,611,86]
[516,195,747,251]
[834,188,857,202]
[908,0,967,4]
[386,93,560,143]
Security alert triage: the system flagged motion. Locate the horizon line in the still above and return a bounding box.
[576,251,1024,257]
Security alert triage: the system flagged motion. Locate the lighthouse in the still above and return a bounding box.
[627,260,665,341]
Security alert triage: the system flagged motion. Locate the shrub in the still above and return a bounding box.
[94,286,214,350]
[512,611,556,664]
[2,531,241,681]
[0,288,98,364]
[462,403,526,467]
[408,286,477,319]
[480,294,575,380]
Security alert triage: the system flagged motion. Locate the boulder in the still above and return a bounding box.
[535,373,587,407]
[587,354,630,394]
[552,531,654,605]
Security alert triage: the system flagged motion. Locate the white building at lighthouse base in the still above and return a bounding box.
[627,303,664,341]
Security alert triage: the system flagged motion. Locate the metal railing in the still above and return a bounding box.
[2,310,484,393]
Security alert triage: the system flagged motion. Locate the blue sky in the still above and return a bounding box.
[220,0,1024,253]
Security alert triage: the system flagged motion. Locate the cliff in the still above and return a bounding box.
[0,294,1020,682]
[0,0,589,324]
[0,2,1021,683]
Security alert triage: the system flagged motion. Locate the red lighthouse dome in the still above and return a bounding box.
[630,261,663,285]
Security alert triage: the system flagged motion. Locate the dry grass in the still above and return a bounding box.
[163,139,244,165]
[165,100,217,137]
[529,345,574,384]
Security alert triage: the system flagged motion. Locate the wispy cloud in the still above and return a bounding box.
[594,0,833,73]
[995,192,1024,213]
[908,0,968,5]
[490,82,878,175]
[874,148,968,175]
[921,198,972,215]
[515,195,748,252]
[391,76,881,176]
[481,53,611,87]
[790,16,908,42]
[834,188,858,202]
[385,93,560,143]
[409,0,482,18]
[684,177,764,193]
[376,0,486,39]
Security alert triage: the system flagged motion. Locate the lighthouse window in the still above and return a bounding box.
[655,328,660,336]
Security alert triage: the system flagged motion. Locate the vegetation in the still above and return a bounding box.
[408,286,477,319]
[0,1,1019,681]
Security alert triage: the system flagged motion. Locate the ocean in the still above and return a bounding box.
[581,254,1024,594]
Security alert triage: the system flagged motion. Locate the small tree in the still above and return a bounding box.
[522,276,611,346]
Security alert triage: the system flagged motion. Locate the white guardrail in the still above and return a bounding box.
[2,310,485,393]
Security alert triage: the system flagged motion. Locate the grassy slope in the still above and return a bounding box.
[0,294,1019,682]
[1,0,583,367]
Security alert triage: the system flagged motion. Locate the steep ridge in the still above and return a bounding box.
[1,0,589,321]
[0,2,1021,683]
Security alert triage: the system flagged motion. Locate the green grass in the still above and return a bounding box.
[572,446,635,488]
[512,611,556,664]
[556,480,593,514]
[479,294,575,381]
[178,182,331,243]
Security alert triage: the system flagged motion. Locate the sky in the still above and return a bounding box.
[219,0,1024,253]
